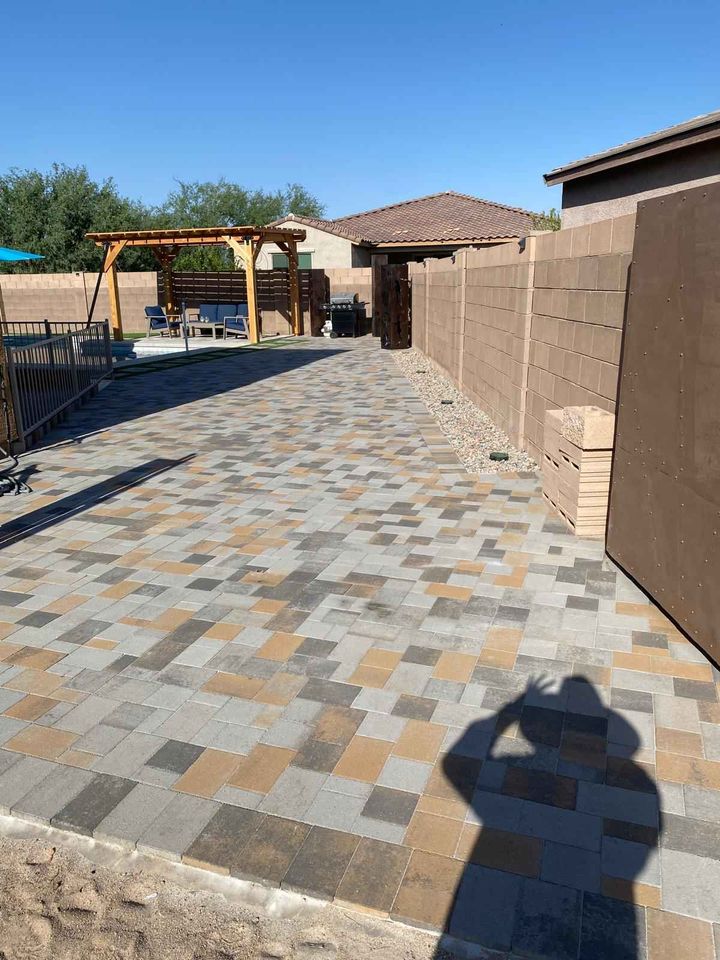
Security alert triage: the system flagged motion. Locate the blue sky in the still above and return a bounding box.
[3,0,719,218]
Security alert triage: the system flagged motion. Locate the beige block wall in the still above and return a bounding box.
[461,242,535,446]
[414,257,462,383]
[324,268,372,311]
[0,272,159,334]
[525,214,634,461]
[411,213,636,459]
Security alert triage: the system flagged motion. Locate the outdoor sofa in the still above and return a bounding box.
[189,303,251,340]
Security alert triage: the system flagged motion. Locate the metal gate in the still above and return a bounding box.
[606,183,720,664]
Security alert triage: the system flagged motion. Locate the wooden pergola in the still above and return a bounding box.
[85,224,307,344]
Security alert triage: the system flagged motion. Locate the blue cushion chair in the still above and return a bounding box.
[145,305,181,337]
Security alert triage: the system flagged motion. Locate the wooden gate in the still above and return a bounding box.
[606,183,720,664]
[378,264,410,349]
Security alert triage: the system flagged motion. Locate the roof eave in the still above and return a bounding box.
[544,122,720,186]
[374,236,519,248]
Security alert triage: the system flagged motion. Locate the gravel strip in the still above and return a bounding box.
[393,348,536,475]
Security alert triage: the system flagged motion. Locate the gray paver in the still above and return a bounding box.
[92,732,165,777]
[260,767,327,819]
[52,774,135,836]
[0,756,54,813]
[14,763,95,824]
[137,793,219,861]
[94,783,176,848]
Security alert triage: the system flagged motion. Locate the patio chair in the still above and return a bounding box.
[145,305,182,337]
[223,303,250,339]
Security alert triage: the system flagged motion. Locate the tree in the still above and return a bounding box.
[0,164,155,272]
[0,167,325,273]
[531,208,562,231]
[158,179,324,271]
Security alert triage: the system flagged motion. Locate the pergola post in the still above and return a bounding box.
[286,239,303,336]
[225,237,261,345]
[153,246,178,316]
[277,239,303,336]
[103,241,127,341]
[106,261,123,341]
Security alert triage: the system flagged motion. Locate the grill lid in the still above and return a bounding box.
[329,292,358,304]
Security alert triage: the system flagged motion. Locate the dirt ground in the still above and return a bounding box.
[0,820,487,960]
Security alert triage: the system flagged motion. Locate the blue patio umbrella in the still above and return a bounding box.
[0,246,44,262]
[0,245,44,326]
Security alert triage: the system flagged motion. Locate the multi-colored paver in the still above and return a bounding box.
[0,338,718,959]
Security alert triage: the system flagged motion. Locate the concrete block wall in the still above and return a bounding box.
[324,268,372,312]
[0,272,158,334]
[411,213,635,459]
[416,257,461,383]
[525,214,634,461]
[409,263,427,352]
[462,242,535,446]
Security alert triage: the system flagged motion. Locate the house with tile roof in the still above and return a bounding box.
[256,191,537,270]
[544,109,720,227]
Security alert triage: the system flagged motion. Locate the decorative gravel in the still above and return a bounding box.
[393,348,537,475]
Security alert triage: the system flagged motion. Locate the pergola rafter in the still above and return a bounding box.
[85,225,306,344]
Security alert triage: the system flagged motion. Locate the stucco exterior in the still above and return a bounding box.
[256,220,371,270]
[556,132,720,227]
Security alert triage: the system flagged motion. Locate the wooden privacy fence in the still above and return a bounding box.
[378,264,411,349]
[169,269,329,337]
[607,183,720,665]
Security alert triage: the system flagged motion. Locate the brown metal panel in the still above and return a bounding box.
[607,183,720,664]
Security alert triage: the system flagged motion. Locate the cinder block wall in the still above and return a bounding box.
[324,268,372,311]
[462,242,535,446]
[525,215,634,460]
[0,272,159,334]
[417,258,461,382]
[411,213,635,459]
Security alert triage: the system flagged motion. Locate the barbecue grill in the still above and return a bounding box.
[321,293,367,337]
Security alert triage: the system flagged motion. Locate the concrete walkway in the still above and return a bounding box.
[0,338,717,959]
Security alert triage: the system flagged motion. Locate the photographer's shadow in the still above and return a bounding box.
[435,675,661,960]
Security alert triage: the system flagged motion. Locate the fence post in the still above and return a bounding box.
[102,320,113,372]
[457,250,468,392]
[517,233,538,451]
[3,351,24,450]
[67,333,80,397]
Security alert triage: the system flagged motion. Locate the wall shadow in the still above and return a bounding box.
[435,675,661,960]
[30,345,345,447]
[0,456,194,549]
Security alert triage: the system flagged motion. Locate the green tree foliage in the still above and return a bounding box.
[157,180,324,271]
[0,167,324,273]
[0,165,154,272]
[531,208,562,231]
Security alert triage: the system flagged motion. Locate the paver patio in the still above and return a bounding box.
[0,338,718,959]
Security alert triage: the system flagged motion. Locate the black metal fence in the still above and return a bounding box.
[5,321,113,445]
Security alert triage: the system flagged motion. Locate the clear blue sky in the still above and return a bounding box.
[3,0,719,218]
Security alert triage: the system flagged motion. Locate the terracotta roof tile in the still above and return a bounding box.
[272,192,536,245]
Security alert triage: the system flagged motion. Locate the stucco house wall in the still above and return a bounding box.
[256,221,371,270]
[560,139,720,227]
